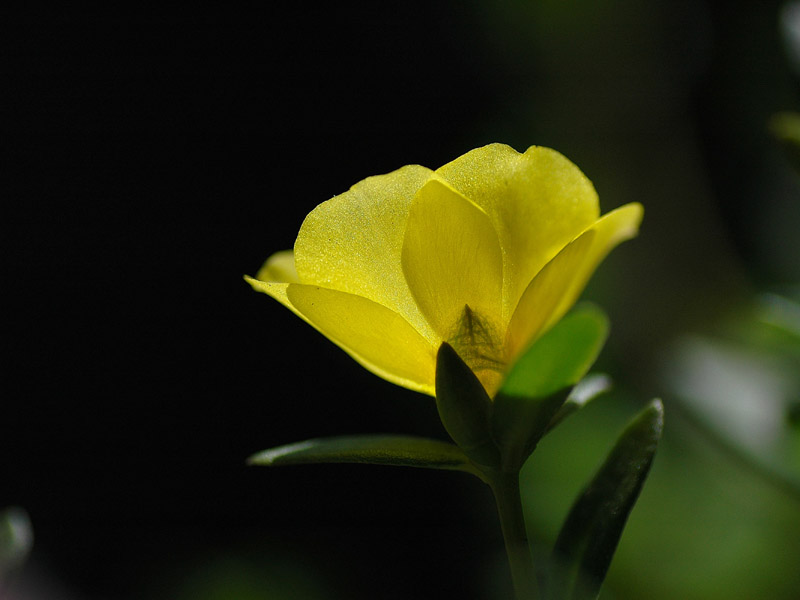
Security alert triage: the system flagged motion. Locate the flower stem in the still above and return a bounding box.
[488,470,538,600]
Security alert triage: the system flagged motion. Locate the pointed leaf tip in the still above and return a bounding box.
[435,343,501,468]
[646,398,665,430]
[248,434,484,479]
[551,399,664,599]
[547,373,613,433]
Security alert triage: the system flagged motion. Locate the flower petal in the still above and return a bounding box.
[286,284,437,395]
[436,144,600,320]
[245,275,309,325]
[506,203,643,359]
[401,178,504,341]
[245,251,303,319]
[294,164,436,342]
[256,249,299,283]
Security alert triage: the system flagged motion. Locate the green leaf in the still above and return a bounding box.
[435,343,501,468]
[550,399,664,600]
[248,434,484,479]
[491,306,610,469]
[501,304,610,399]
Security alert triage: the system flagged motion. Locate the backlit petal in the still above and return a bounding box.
[436,144,599,321]
[286,284,437,395]
[246,251,303,319]
[256,249,299,283]
[401,178,504,341]
[506,203,643,359]
[245,275,309,325]
[294,164,436,342]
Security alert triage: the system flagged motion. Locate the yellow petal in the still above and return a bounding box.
[245,275,309,325]
[401,178,504,342]
[506,203,643,359]
[245,251,302,317]
[294,164,436,342]
[256,249,299,283]
[286,284,436,395]
[436,144,600,321]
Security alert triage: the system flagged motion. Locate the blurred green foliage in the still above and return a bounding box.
[150,554,331,600]
[240,1,800,596]
[472,1,800,598]
[28,1,797,598]
[0,507,32,584]
[522,391,800,600]
[230,1,800,596]
[770,111,800,172]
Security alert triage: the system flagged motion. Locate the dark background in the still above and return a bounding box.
[5,3,800,599]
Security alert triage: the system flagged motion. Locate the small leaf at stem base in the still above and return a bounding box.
[248,434,485,480]
[435,342,501,468]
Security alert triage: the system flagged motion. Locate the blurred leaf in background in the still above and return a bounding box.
[149,553,331,600]
[521,393,800,600]
[7,1,800,598]
[663,293,800,493]
[465,0,800,598]
[0,507,33,584]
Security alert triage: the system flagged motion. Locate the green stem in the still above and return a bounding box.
[488,470,539,600]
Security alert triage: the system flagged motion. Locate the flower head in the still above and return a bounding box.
[247,144,642,397]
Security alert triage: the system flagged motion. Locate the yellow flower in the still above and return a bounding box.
[246,144,642,397]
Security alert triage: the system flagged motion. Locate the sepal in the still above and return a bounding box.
[435,343,501,468]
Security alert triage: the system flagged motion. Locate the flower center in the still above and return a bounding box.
[447,305,507,395]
